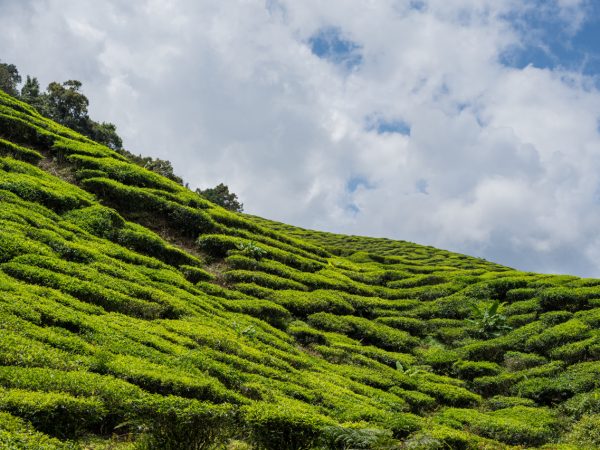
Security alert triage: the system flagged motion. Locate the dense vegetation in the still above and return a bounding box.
[0,61,241,206]
[0,89,598,449]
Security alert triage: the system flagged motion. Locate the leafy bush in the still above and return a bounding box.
[539,287,586,312]
[418,381,481,407]
[64,204,125,239]
[485,395,536,410]
[526,319,590,352]
[135,395,236,450]
[467,299,511,338]
[308,312,418,352]
[179,264,213,283]
[435,406,558,446]
[502,351,547,372]
[563,414,600,448]
[269,290,354,317]
[0,412,75,449]
[0,388,106,438]
[220,299,291,328]
[242,400,334,450]
[236,240,267,260]
[452,360,501,380]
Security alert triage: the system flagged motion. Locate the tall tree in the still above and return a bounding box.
[0,61,21,96]
[45,80,89,132]
[20,76,46,112]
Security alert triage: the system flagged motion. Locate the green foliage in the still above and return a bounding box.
[539,287,586,311]
[0,412,75,449]
[242,400,334,450]
[452,360,501,380]
[64,204,125,239]
[503,351,547,371]
[0,61,21,96]
[321,424,398,449]
[435,406,558,446]
[135,396,236,450]
[526,319,590,353]
[563,414,600,448]
[0,387,106,438]
[236,240,268,259]
[308,312,418,352]
[0,89,597,450]
[197,183,243,212]
[467,299,511,338]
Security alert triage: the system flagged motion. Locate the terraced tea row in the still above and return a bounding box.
[0,89,598,449]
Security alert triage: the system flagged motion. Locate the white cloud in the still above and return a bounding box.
[1,0,600,275]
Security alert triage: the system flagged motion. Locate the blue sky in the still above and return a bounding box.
[2,0,600,276]
[501,1,600,80]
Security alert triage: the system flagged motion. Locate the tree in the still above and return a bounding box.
[197,183,243,212]
[20,76,46,112]
[45,80,90,132]
[0,61,21,96]
[88,121,123,151]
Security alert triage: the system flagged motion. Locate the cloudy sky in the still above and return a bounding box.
[2,0,600,276]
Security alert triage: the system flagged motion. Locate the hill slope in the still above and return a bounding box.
[0,90,598,449]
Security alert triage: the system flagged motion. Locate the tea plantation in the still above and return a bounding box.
[0,89,598,449]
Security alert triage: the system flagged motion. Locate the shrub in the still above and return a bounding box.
[560,389,600,419]
[550,335,600,363]
[563,414,600,448]
[134,395,236,450]
[63,204,125,239]
[539,310,573,326]
[505,288,536,302]
[81,177,215,236]
[288,321,330,346]
[575,307,600,326]
[525,319,590,352]
[435,406,558,446]
[388,387,436,413]
[242,400,335,450]
[507,312,537,327]
[220,299,291,328]
[307,313,418,352]
[452,360,501,381]
[269,290,354,317]
[179,264,213,283]
[418,381,481,407]
[403,424,486,450]
[503,351,547,371]
[0,388,106,438]
[115,223,201,267]
[376,316,426,336]
[539,287,586,311]
[416,346,460,373]
[485,395,536,410]
[236,240,267,260]
[225,270,307,291]
[322,425,398,449]
[0,412,74,449]
[234,282,276,299]
[0,138,43,163]
[467,299,511,338]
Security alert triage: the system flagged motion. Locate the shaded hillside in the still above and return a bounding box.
[0,90,598,449]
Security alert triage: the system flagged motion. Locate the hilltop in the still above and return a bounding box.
[0,89,598,449]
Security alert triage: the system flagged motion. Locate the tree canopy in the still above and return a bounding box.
[0,61,21,97]
[197,183,244,212]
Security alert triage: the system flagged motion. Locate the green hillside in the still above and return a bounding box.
[0,89,598,449]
